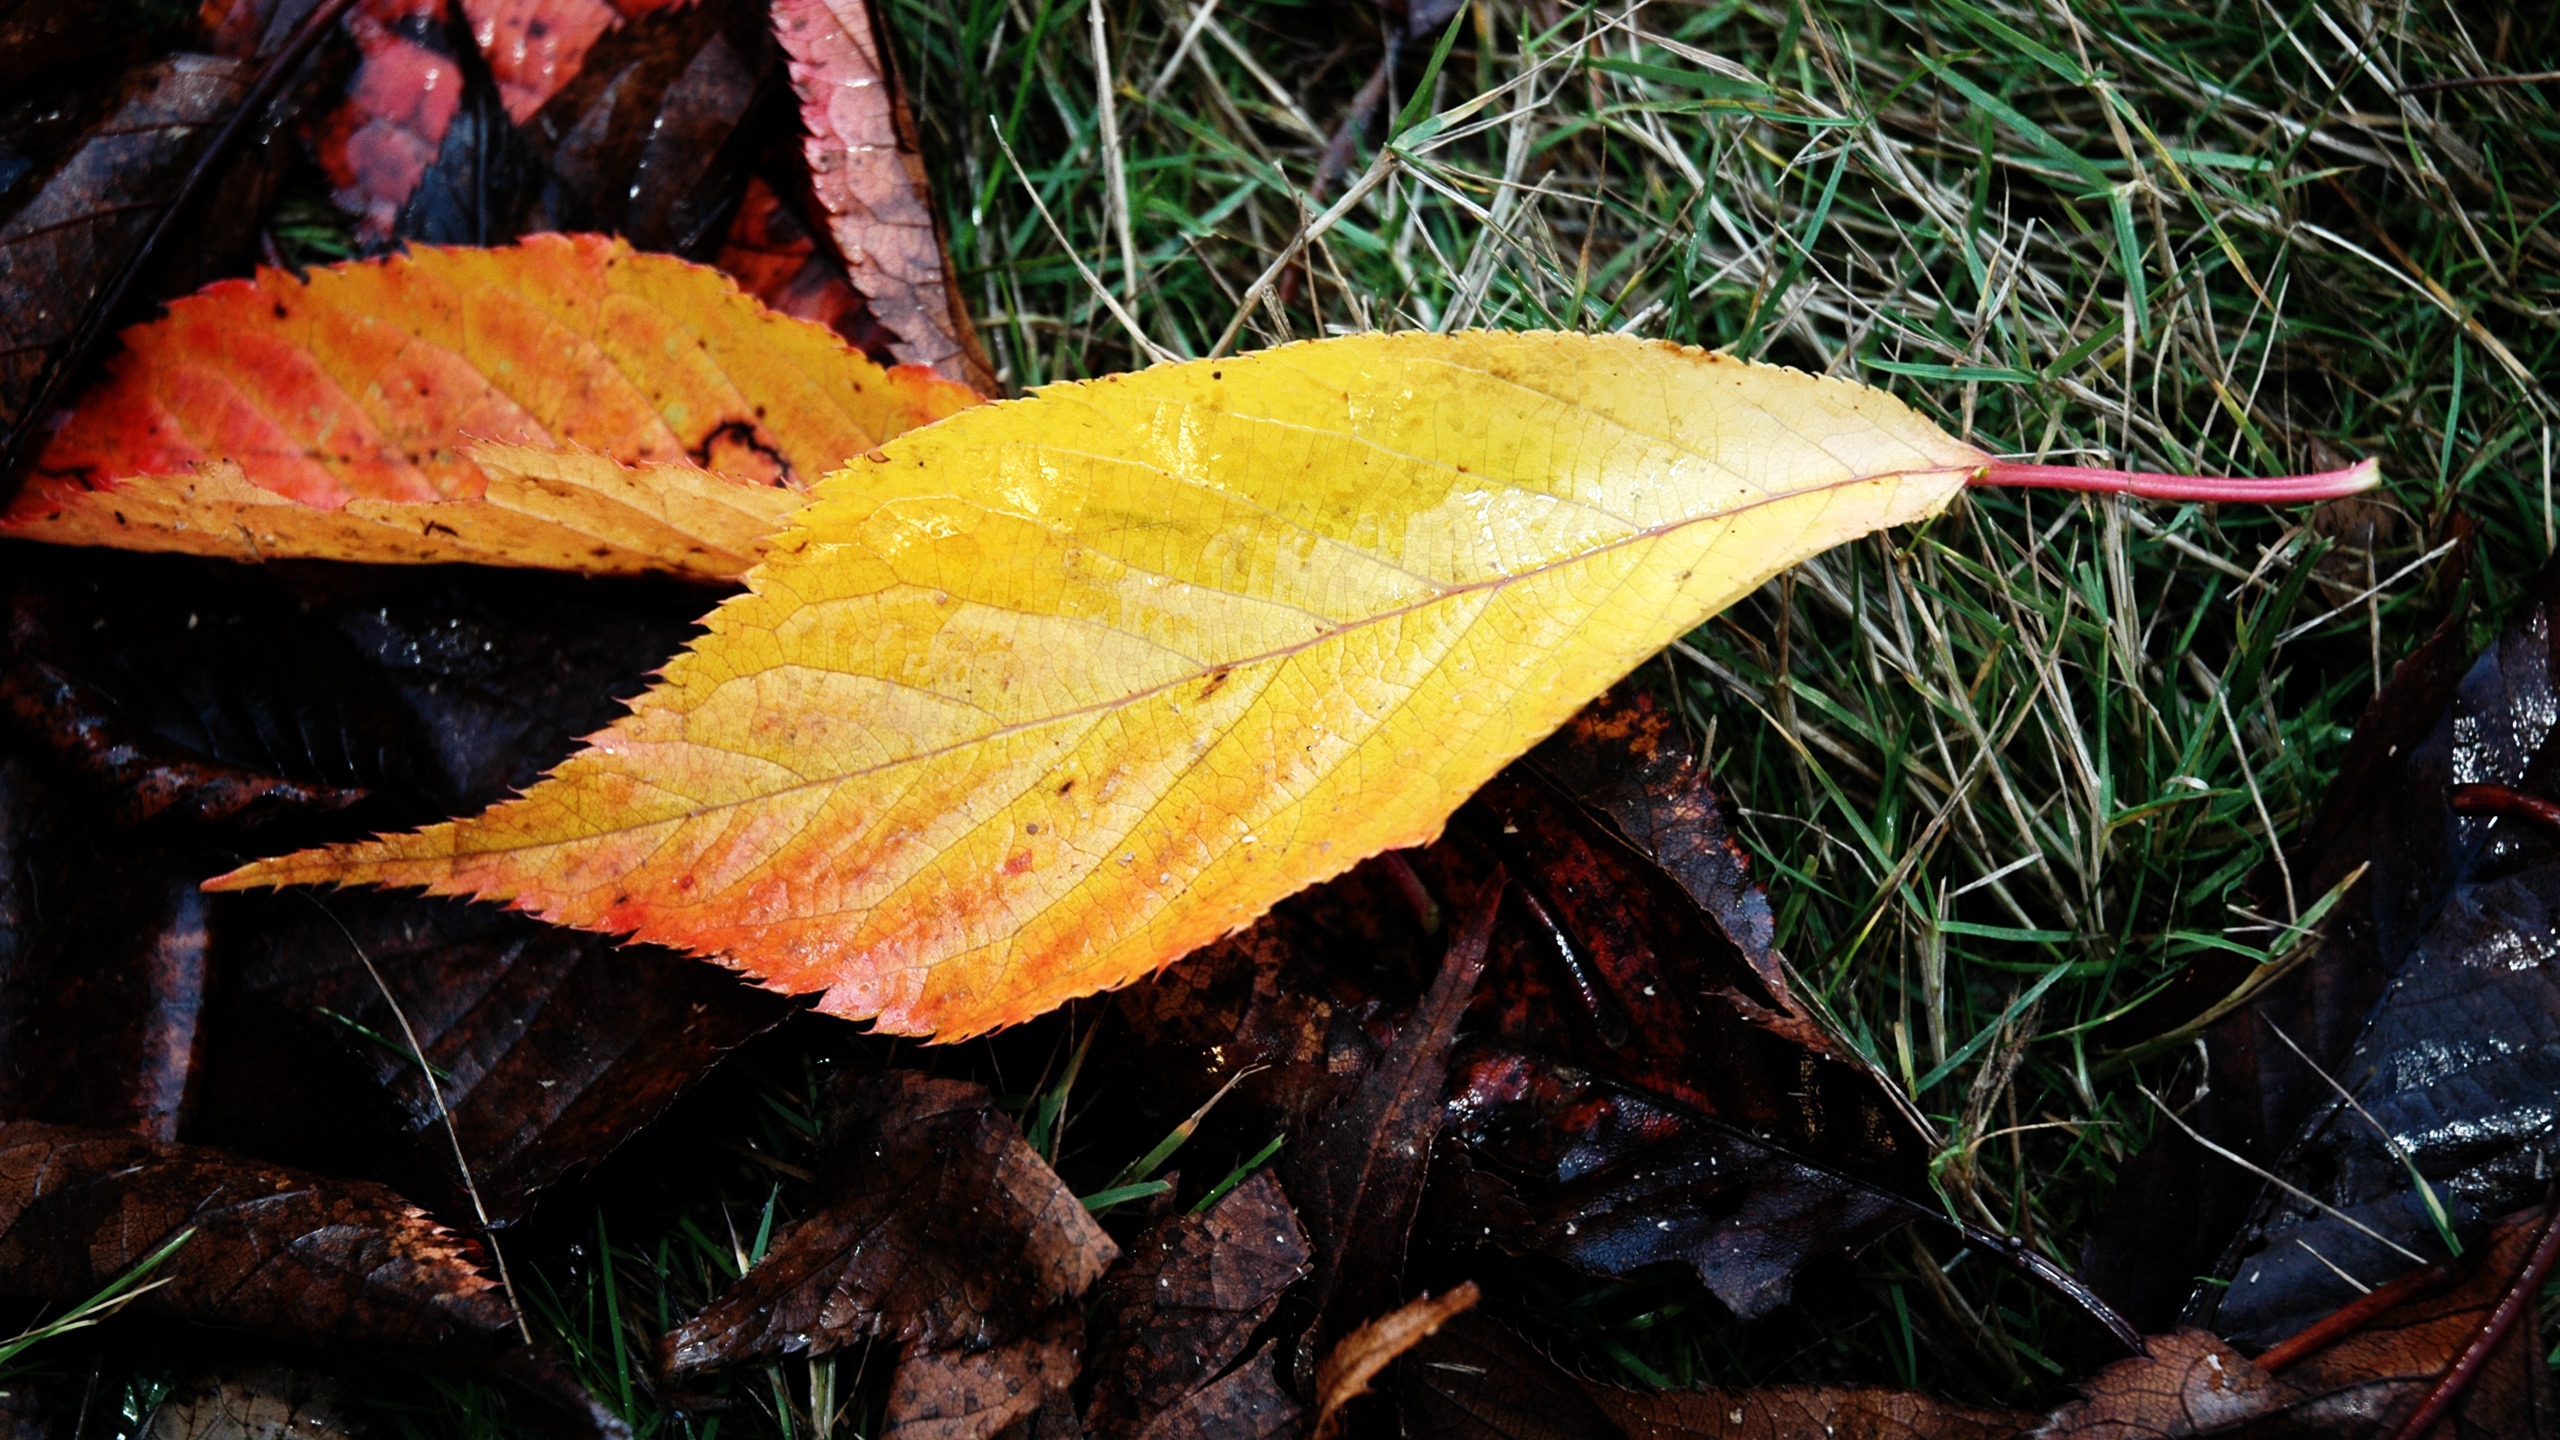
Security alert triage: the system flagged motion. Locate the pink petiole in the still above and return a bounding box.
[1970,454,2381,504]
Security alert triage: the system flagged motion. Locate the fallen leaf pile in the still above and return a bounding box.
[1,3,2536,1439]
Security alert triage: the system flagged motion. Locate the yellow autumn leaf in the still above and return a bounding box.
[202,332,2075,1036]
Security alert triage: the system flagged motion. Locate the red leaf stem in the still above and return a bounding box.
[1971,455,2381,503]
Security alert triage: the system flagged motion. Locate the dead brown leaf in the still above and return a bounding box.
[1131,1349,1303,1440]
[660,1070,1117,1430]
[143,1366,360,1440]
[1285,882,1497,1386]
[0,1121,512,1351]
[1084,1169,1312,1438]
[1311,1283,1481,1440]
[0,54,251,438]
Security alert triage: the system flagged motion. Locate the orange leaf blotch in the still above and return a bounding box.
[208,332,1986,1039]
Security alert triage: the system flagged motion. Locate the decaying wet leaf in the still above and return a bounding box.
[214,331,1988,1038]
[520,0,768,251]
[5,235,975,572]
[1434,1046,1915,1323]
[311,0,463,240]
[2,547,770,1231]
[2031,1331,2275,1439]
[143,1365,360,1440]
[1130,1348,1300,1440]
[4,575,383,825]
[0,53,251,439]
[1287,886,1495,1385]
[1463,688,1926,1179]
[1516,682,1777,989]
[191,886,792,1223]
[1083,1169,1311,1438]
[1400,1312,2032,1440]
[0,771,209,1140]
[0,1121,513,1350]
[1310,1283,1479,1440]
[884,1305,1085,1440]
[1416,681,1933,1318]
[770,0,992,391]
[460,0,697,122]
[2085,572,2560,1346]
[661,1070,1117,1371]
[2043,1210,2557,1436]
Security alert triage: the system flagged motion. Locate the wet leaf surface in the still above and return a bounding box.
[190,887,792,1223]
[713,171,905,362]
[2046,1207,2560,1437]
[462,0,697,123]
[309,0,462,240]
[0,1121,513,1350]
[516,0,772,251]
[1399,1312,2031,1440]
[1433,1045,1913,1322]
[142,1365,361,1440]
[883,1304,1085,1440]
[1283,885,1496,1388]
[2,543,773,1227]
[1083,1169,1310,1439]
[660,1070,1118,1372]
[2085,577,2560,1347]
[1127,1347,1300,1440]
[0,53,251,438]
[0,769,209,1139]
[1420,682,1935,1319]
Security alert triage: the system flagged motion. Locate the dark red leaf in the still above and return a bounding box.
[520,0,770,251]
[460,0,696,123]
[713,173,906,363]
[0,1121,513,1350]
[660,1070,1118,1372]
[1083,1169,1311,1438]
[1518,684,1776,983]
[1456,763,1921,1190]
